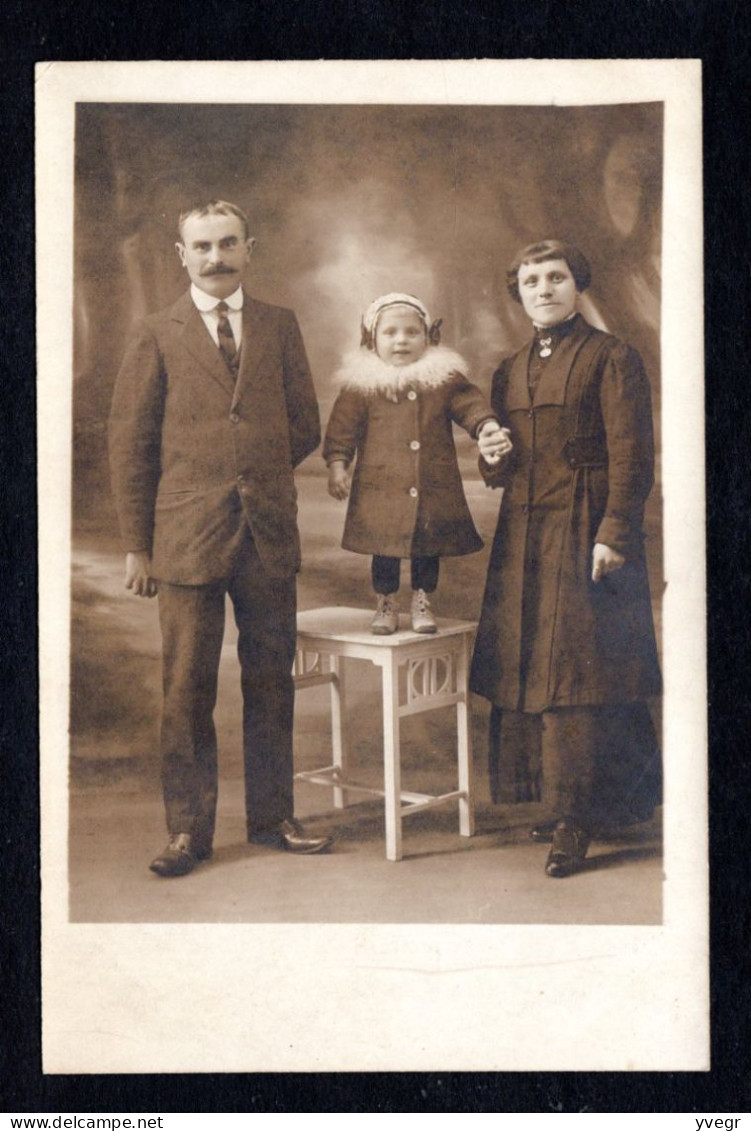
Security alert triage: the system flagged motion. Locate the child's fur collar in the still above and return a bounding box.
[333,345,468,397]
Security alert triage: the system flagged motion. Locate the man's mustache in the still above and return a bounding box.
[200,265,237,276]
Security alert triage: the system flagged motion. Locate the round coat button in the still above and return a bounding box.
[230,412,240,423]
[409,487,418,498]
[407,390,417,401]
[409,440,420,451]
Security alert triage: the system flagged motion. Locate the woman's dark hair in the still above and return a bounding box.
[506,239,592,303]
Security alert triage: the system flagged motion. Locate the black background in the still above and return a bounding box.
[2,0,749,1114]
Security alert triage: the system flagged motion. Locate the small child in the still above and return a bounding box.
[323,292,510,634]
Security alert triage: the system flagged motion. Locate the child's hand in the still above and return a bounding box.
[478,421,512,465]
[328,461,352,500]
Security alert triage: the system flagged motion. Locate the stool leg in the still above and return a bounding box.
[382,653,403,861]
[456,635,475,837]
[329,655,349,808]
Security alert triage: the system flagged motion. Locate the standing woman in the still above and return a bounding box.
[473,240,662,878]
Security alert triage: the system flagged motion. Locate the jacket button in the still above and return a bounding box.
[230,412,240,424]
[407,390,417,401]
[409,440,420,451]
[409,487,418,498]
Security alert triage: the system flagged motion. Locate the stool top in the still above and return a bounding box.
[296,606,477,646]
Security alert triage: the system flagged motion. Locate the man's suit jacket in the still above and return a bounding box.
[109,290,321,584]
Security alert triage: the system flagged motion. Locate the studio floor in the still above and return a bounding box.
[69,788,663,926]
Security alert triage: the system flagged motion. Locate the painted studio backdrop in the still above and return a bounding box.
[70,102,664,920]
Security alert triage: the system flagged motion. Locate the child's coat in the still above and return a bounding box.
[323,346,495,559]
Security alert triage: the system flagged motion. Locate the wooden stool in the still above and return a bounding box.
[293,606,476,861]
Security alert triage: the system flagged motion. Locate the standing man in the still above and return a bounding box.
[109,199,332,877]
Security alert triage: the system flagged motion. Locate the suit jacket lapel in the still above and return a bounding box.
[171,292,237,397]
[234,298,272,403]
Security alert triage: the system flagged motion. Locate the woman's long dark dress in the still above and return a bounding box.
[470,314,662,829]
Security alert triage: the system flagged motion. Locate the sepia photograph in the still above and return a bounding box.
[37,60,706,1073]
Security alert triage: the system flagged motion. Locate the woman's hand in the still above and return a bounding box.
[591,542,625,582]
[327,461,351,500]
[478,421,513,465]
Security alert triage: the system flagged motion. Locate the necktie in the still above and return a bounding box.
[216,301,238,371]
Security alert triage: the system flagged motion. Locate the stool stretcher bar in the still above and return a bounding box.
[294,765,468,812]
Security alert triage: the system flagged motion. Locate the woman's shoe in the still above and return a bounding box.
[545,819,590,878]
[371,593,399,634]
[411,588,437,633]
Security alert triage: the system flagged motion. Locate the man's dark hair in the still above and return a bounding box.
[178,199,250,240]
[506,239,592,303]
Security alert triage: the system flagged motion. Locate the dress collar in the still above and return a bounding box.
[532,311,579,341]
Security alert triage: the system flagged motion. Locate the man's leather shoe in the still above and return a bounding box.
[249,818,333,855]
[530,821,557,843]
[545,820,590,878]
[149,833,198,877]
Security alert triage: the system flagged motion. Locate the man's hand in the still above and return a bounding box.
[327,461,351,501]
[125,552,158,598]
[591,542,626,583]
[478,420,512,465]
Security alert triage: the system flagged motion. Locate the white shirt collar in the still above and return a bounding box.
[190,283,244,312]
